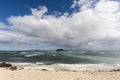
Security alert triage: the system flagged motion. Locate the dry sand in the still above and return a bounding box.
[0,68,120,80]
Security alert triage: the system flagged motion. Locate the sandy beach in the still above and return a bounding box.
[0,62,120,80]
[0,68,120,80]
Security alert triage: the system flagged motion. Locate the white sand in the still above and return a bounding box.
[0,68,120,80]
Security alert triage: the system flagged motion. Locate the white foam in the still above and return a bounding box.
[52,63,120,71]
[99,51,105,54]
[6,62,120,71]
[25,53,45,57]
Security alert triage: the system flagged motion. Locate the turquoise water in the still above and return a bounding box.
[0,50,120,65]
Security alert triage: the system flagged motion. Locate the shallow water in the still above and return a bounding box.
[0,50,120,65]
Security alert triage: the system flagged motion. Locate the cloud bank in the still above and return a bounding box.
[0,0,120,50]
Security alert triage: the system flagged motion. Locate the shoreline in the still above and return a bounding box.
[0,62,120,80]
[1,62,120,72]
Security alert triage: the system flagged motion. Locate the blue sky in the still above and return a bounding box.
[0,0,120,50]
[0,0,73,23]
[0,0,74,50]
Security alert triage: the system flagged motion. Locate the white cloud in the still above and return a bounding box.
[0,23,7,29]
[0,30,26,44]
[31,6,48,19]
[0,0,120,50]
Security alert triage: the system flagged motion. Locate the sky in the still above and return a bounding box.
[0,0,120,50]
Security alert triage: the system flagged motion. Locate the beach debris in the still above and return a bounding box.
[56,67,71,71]
[9,66,17,70]
[18,67,24,70]
[41,68,49,71]
[114,68,120,71]
[0,62,12,67]
[110,68,120,72]
[0,62,19,71]
[73,70,79,72]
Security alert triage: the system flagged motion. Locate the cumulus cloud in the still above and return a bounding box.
[0,30,27,44]
[0,23,7,29]
[0,0,120,50]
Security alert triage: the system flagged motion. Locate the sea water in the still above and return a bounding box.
[0,50,120,71]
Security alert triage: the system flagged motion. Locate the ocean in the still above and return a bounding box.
[0,50,120,71]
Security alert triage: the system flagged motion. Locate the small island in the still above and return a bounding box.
[56,49,64,51]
